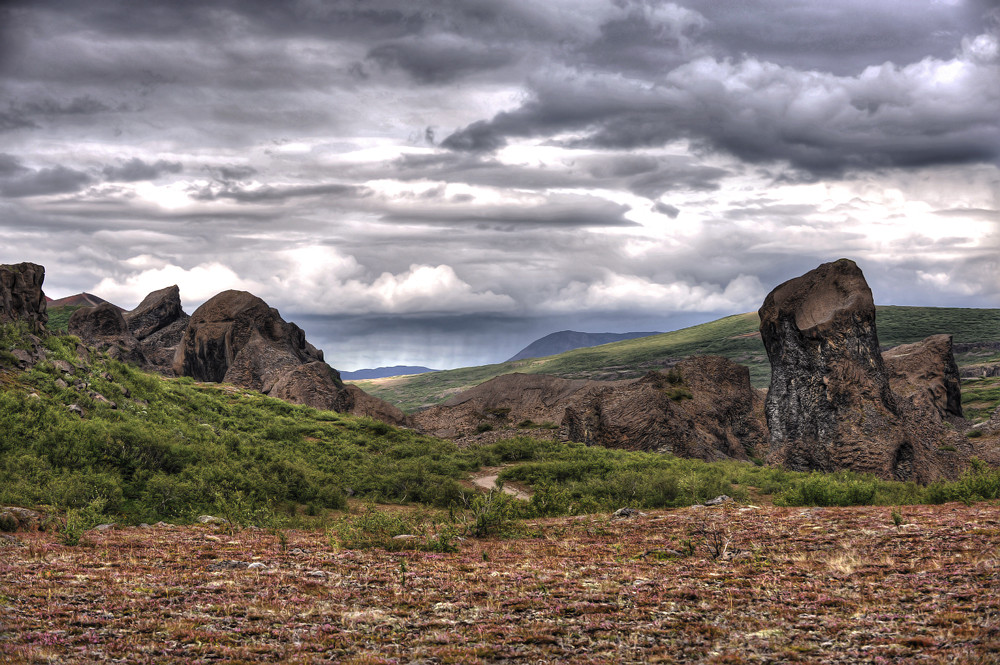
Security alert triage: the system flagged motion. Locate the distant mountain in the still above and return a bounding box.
[47,292,117,309]
[341,366,438,380]
[507,330,662,362]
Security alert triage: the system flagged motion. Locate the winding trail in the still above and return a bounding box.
[470,466,533,500]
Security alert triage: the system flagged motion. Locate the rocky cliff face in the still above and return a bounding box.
[413,356,768,461]
[0,262,47,332]
[760,259,964,482]
[173,290,408,426]
[124,286,190,374]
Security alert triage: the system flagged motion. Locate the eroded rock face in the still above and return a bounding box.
[760,259,958,482]
[174,290,323,388]
[883,334,963,422]
[174,290,409,425]
[68,303,146,365]
[564,356,768,461]
[412,356,768,462]
[124,285,190,374]
[0,262,47,332]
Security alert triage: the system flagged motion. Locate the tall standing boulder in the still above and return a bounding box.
[759,259,947,482]
[0,262,47,332]
[124,285,190,374]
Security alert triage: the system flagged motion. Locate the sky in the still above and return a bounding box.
[1,0,998,371]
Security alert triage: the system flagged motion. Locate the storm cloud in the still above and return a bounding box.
[1,0,997,370]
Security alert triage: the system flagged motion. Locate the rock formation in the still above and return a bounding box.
[563,356,768,461]
[68,302,146,365]
[413,356,768,461]
[174,290,407,425]
[0,262,47,332]
[760,259,962,482]
[124,285,190,374]
[883,334,963,422]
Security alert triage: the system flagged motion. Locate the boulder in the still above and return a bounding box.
[174,290,409,425]
[174,290,324,388]
[68,303,146,365]
[759,259,958,482]
[883,334,963,422]
[0,262,47,332]
[124,286,190,374]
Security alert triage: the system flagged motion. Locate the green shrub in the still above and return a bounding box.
[59,496,108,546]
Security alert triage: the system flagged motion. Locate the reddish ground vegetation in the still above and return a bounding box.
[2,503,999,664]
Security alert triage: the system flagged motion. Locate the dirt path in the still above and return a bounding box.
[470,466,533,500]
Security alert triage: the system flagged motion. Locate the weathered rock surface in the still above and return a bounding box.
[564,356,768,461]
[124,286,190,374]
[0,262,47,332]
[883,334,963,422]
[174,290,408,425]
[412,356,768,462]
[760,259,963,482]
[174,290,323,388]
[68,303,146,365]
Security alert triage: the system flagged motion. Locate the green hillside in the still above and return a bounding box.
[352,306,1000,412]
[45,305,84,333]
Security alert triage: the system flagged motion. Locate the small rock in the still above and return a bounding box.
[67,404,84,417]
[101,372,113,381]
[704,495,733,507]
[247,562,267,570]
[612,507,644,519]
[28,392,39,399]
[139,523,151,529]
[54,378,68,389]
[207,560,246,571]
[154,521,171,528]
[91,393,117,409]
[391,534,421,541]
[52,360,75,375]
[306,570,328,578]
[197,515,227,525]
[94,523,115,532]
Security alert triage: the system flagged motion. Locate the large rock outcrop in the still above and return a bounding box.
[883,334,963,422]
[412,356,768,461]
[0,262,47,332]
[174,290,407,425]
[68,302,146,365]
[760,259,962,482]
[124,286,190,374]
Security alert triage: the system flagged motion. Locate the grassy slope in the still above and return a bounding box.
[353,306,1000,412]
[45,305,84,333]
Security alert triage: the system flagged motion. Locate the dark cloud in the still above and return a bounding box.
[368,37,516,83]
[0,154,28,177]
[0,165,92,197]
[380,196,635,229]
[654,202,679,218]
[102,158,182,182]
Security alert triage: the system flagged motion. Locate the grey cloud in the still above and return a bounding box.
[0,165,92,197]
[0,154,28,176]
[654,202,679,218]
[380,196,635,229]
[191,182,369,203]
[368,36,516,83]
[102,158,182,182]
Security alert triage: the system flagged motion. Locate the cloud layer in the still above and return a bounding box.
[1,0,997,369]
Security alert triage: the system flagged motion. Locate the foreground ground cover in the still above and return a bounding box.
[2,502,998,664]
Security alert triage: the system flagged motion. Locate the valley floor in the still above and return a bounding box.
[1,503,999,664]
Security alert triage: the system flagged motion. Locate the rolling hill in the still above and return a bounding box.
[349,306,1000,413]
[506,330,662,361]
